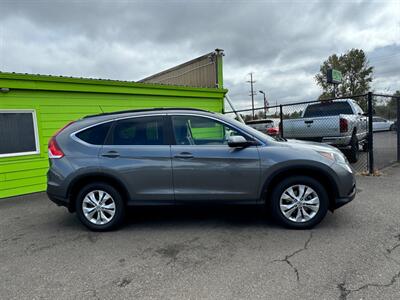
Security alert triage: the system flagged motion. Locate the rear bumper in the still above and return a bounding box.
[322,136,351,147]
[47,191,70,210]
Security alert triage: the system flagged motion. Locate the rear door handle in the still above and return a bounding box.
[101,151,120,158]
[174,152,194,159]
[304,120,314,124]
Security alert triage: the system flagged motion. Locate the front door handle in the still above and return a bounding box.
[101,151,120,158]
[174,152,194,159]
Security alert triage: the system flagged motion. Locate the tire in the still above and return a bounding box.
[270,176,329,229]
[362,141,368,152]
[347,134,359,163]
[390,124,394,131]
[75,182,125,231]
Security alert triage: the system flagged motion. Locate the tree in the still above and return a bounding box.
[315,49,374,108]
[374,90,399,119]
[388,90,399,118]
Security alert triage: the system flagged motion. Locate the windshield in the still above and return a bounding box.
[219,114,275,143]
[303,101,353,117]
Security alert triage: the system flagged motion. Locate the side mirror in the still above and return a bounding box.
[228,135,249,148]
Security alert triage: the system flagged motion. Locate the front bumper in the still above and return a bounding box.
[329,162,356,210]
[333,184,356,209]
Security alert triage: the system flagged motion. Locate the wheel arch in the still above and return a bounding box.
[67,172,130,212]
[261,165,339,211]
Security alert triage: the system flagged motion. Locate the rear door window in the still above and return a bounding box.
[107,116,166,145]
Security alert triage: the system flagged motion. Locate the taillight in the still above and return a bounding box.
[48,121,75,159]
[267,127,279,136]
[48,138,64,158]
[340,118,348,133]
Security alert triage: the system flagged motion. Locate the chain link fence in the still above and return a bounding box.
[226,93,399,174]
[371,94,399,170]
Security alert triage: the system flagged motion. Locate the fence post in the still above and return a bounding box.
[367,92,374,174]
[279,105,284,138]
[397,96,400,162]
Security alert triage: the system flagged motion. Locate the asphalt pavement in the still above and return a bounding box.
[1,164,400,299]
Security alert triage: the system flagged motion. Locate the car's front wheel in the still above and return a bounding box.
[75,182,125,231]
[270,176,328,229]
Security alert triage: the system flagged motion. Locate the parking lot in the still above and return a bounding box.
[1,165,400,299]
[0,166,400,299]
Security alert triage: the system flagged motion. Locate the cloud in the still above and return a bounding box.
[1,0,399,109]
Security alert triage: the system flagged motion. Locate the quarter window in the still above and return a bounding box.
[0,110,40,158]
[172,115,246,145]
[108,116,166,145]
[76,122,112,145]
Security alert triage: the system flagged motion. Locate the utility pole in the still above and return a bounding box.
[247,73,256,119]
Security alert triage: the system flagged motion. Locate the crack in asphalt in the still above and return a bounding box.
[387,243,400,254]
[337,270,400,300]
[386,234,400,254]
[338,234,400,299]
[271,231,313,282]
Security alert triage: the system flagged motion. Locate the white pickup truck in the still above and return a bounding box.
[282,99,368,163]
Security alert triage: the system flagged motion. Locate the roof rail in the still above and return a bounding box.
[83,107,213,119]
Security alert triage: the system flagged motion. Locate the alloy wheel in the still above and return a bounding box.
[82,190,116,225]
[279,184,320,223]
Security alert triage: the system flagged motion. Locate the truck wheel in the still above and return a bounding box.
[75,182,125,231]
[270,176,328,229]
[347,135,359,163]
[362,141,368,152]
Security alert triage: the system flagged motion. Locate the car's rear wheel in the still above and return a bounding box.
[270,176,328,229]
[75,182,125,231]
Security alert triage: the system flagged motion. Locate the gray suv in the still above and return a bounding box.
[47,108,356,231]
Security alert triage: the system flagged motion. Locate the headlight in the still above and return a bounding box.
[317,151,347,164]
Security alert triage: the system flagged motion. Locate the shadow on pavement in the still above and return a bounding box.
[123,205,277,229]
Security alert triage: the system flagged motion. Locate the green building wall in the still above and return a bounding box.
[0,73,227,199]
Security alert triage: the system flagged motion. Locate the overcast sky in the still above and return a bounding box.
[1,0,399,110]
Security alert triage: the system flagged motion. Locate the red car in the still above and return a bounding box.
[246,119,280,137]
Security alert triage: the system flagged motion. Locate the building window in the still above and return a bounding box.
[0,110,40,158]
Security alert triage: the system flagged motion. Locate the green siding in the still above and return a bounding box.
[0,73,227,198]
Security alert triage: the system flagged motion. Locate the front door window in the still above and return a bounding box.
[172,115,246,146]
